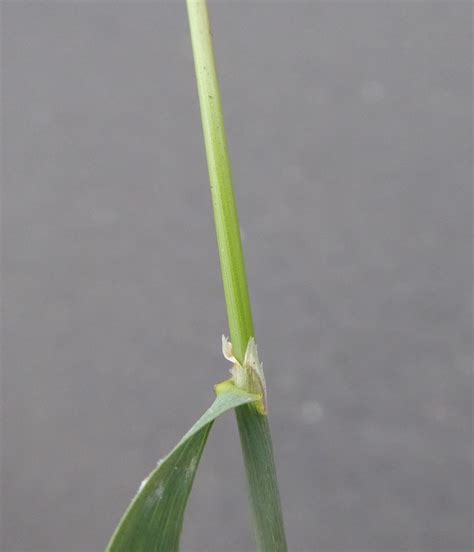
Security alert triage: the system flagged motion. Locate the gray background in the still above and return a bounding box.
[1,1,472,551]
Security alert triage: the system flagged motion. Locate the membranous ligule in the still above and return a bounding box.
[221,335,267,415]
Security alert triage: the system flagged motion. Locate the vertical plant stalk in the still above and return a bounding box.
[186,1,287,550]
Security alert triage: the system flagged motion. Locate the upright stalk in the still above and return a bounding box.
[186,1,287,550]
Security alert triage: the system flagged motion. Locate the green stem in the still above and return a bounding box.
[186,1,287,550]
[186,0,253,362]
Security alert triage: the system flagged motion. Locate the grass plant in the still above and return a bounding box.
[106,2,287,550]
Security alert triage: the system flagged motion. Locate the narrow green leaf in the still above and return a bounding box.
[106,386,259,552]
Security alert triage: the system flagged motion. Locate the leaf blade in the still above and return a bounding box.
[106,386,259,552]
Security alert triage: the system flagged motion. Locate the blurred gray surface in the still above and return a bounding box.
[1,1,472,551]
